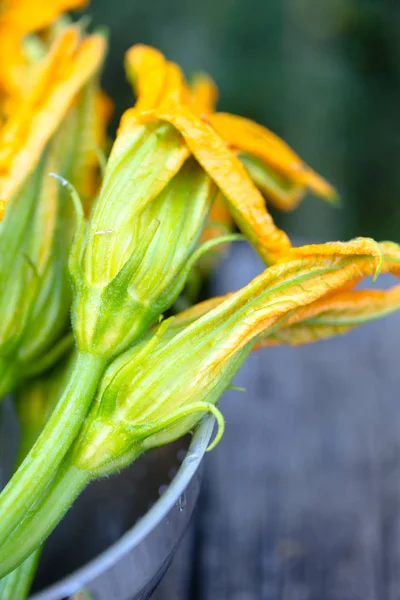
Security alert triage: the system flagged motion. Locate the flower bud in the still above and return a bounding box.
[72,237,400,477]
[0,27,108,396]
[0,93,106,396]
[70,117,220,358]
[0,149,73,396]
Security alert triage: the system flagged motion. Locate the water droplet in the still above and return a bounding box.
[178,493,186,512]
[94,229,113,235]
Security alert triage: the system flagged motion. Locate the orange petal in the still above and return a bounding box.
[208,112,337,200]
[2,0,88,32]
[189,73,219,115]
[286,238,390,278]
[138,106,291,263]
[157,62,190,111]
[0,0,88,97]
[125,45,168,112]
[155,239,400,360]
[255,285,400,348]
[210,239,400,352]
[0,27,107,218]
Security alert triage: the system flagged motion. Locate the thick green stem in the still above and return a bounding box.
[0,352,104,547]
[0,461,89,578]
[0,550,41,600]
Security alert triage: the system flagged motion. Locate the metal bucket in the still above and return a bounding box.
[0,399,213,600]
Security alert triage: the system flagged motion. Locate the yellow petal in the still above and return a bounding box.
[189,73,219,115]
[125,44,169,112]
[255,285,400,348]
[157,62,190,110]
[166,238,400,356]
[286,237,391,280]
[0,27,107,218]
[2,0,88,32]
[0,0,88,98]
[208,112,337,200]
[138,106,291,263]
[209,238,400,352]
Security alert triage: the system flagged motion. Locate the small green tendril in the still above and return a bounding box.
[49,173,84,227]
[49,173,86,286]
[125,401,225,451]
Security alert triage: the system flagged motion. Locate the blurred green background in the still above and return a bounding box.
[86,0,400,242]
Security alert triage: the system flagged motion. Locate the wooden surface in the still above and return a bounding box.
[152,243,400,600]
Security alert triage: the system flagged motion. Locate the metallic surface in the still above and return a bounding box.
[0,400,213,600]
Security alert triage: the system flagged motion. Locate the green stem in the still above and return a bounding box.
[0,352,104,547]
[0,550,41,600]
[0,461,89,578]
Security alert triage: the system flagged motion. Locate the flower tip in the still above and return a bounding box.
[49,173,84,223]
[125,44,162,71]
[48,172,69,187]
[205,404,225,452]
[301,166,338,203]
[326,190,342,208]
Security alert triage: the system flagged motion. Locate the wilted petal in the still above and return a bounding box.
[209,112,337,201]
[140,105,291,263]
[0,27,107,218]
[0,0,88,97]
[255,285,400,348]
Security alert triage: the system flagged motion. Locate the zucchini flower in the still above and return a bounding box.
[124,45,337,263]
[71,146,225,357]
[1,238,400,572]
[0,27,107,396]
